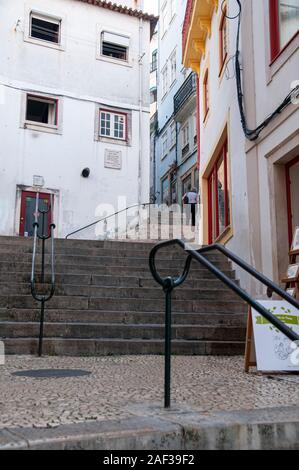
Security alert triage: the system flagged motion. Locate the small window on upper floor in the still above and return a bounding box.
[203,69,210,121]
[101,31,129,61]
[26,95,58,127]
[269,0,299,61]
[162,65,168,98]
[151,50,158,72]
[30,12,61,44]
[219,6,228,72]
[100,110,127,141]
[162,130,168,159]
[170,50,177,85]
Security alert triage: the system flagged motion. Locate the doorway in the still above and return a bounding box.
[286,156,299,247]
[19,191,53,237]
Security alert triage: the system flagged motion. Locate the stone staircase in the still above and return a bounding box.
[0,236,247,356]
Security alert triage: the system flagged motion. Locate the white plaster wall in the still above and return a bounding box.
[0,0,151,238]
[198,2,250,289]
[244,0,299,282]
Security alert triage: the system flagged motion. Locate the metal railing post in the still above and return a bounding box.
[31,193,56,357]
[164,278,174,409]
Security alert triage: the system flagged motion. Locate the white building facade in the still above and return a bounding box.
[154,0,199,210]
[0,0,156,239]
[183,0,299,294]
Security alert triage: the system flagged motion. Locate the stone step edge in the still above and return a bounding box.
[2,337,245,344]
[0,296,246,305]
[0,321,245,329]
[0,404,298,450]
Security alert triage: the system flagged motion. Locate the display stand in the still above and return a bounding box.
[281,248,299,299]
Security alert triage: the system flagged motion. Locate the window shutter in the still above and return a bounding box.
[102,32,130,48]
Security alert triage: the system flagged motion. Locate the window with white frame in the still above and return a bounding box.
[170,50,177,85]
[101,31,129,61]
[170,0,176,21]
[162,65,168,97]
[25,95,58,127]
[100,110,127,141]
[181,122,190,159]
[162,131,168,158]
[161,2,168,37]
[170,122,176,149]
[30,12,61,44]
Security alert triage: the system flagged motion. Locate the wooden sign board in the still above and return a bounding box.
[245,300,299,373]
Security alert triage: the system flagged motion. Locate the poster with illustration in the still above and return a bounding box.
[251,300,299,372]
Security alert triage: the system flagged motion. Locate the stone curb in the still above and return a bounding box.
[1,405,299,450]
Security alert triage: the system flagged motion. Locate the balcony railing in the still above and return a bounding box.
[182,0,194,58]
[174,72,197,116]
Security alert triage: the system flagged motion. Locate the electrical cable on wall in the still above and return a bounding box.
[222,0,299,141]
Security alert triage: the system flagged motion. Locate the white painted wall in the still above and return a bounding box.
[0,0,151,238]
[198,1,250,289]
[242,0,299,286]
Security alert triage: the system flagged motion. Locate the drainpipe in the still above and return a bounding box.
[138,17,144,206]
[195,75,201,171]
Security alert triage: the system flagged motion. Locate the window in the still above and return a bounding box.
[193,113,198,146]
[219,7,228,70]
[162,131,168,158]
[170,50,177,85]
[269,0,299,61]
[100,110,127,141]
[161,176,169,204]
[208,141,230,243]
[170,122,176,149]
[30,12,61,44]
[161,2,168,37]
[181,122,190,159]
[25,95,58,127]
[150,87,157,104]
[162,65,168,97]
[203,69,210,120]
[170,0,176,21]
[101,31,129,61]
[151,50,158,72]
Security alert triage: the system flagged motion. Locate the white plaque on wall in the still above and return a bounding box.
[104,149,122,170]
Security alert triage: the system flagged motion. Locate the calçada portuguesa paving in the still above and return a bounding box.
[1,355,299,429]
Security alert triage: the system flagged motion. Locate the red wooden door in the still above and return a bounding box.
[19,191,52,237]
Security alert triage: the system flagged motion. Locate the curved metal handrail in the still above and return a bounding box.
[149,239,299,408]
[30,194,56,357]
[65,202,154,239]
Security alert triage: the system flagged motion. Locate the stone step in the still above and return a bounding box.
[0,266,238,282]
[0,322,246,341]
[0,295,247,313]
[0,262,232,277]
[0,308,247,326]
[0,236,157,250]
[0,254,230,269]
[0,245,226,261]
[2,337,246,356]
[0,284,241,301]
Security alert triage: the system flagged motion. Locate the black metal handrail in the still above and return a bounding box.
[31,193,56,357]
[149,239,299,409]
[65,202,154,239]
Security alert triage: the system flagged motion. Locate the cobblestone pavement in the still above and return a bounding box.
[1,355,299,429]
